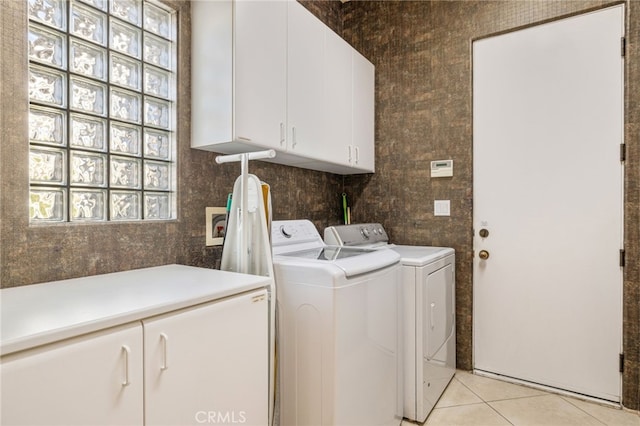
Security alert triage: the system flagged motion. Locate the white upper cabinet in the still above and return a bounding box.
[287,0,326,159]
[323,25,353,167]
[191,0,233,147]
[191,0,286,151]
[191,0,375,175]
[352,49,376,172]
[234,0,287,149]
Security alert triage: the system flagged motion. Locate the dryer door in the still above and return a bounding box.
[424,263,454,360]
[416,260,456,422]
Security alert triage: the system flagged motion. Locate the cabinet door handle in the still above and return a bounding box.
[160,333,169,371]
[430,303,436,330]
[280,122,285,146]
[355,146,360,164]
[121,345,131,387]
[348,145,353,163]
[291,126,297,148]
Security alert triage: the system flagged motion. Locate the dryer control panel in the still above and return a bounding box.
[325,223,389,246]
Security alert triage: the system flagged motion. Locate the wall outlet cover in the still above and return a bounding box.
[434,200,451,216]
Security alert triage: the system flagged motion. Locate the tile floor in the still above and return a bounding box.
[402,370,640,426]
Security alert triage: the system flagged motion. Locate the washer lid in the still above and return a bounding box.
[275,246,400,277]
[279,246,374,260]
[389,245,454,266]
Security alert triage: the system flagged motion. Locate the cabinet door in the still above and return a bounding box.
[235,0,287,149]
[191,0,234,147]
[144,290,269,426]
[0,323,143,426]
[352,50,376,172]
[324,28,353,166]
[287,1,325,158]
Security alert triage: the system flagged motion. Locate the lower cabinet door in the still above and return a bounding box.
[0,323,143,426]
[143,289,269,426]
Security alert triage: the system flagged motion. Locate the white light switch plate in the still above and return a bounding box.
[434,200,451,216]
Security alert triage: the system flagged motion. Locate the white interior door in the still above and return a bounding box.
[473,5,624,402]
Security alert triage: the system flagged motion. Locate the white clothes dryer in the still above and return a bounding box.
[272,220,403,426]
[325,223,456,423]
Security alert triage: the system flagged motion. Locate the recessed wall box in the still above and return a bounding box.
[431,160,453,177]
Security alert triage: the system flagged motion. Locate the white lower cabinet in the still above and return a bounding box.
[1,322,144,426]
[144,290,269,426]
[1,289,269,426]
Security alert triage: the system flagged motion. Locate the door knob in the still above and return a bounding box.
[478,250,490,260]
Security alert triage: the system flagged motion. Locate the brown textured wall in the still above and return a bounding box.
[624,0,640,412]
[299,0,344,35]
[342,0,639,411]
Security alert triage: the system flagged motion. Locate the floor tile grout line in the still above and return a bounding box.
[437,372,639,425]
[464,371,635,419]
[447,375,520,426]
[428,399,517,426]
[469,369,630,413]
[452,374,601,426]
[482,393,565,404]
[452,374,489,404]
[454,373,555,405]
[559,396,609,426]
[484,400,516,426]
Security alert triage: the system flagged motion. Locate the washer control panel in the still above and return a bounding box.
[324,223,389,246]
[272,220,323,247]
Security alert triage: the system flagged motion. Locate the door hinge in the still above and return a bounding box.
[620,353,625,373]
[621,37,626,57]
[620,249,625,267]
[620,143,626,162]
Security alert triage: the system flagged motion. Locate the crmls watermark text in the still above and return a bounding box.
[195,410,247,424]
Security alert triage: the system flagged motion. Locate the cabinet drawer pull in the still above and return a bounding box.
[280,122,285,146]
[160,333,169,371]
[292,126,297,148]
[121,345,131,387]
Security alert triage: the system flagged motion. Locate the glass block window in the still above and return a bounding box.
[28,0,176,223]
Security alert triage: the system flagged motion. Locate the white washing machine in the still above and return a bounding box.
[325,223,455,423]
[272,220,403,426]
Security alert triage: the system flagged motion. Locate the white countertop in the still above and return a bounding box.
[1,265,272,356]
